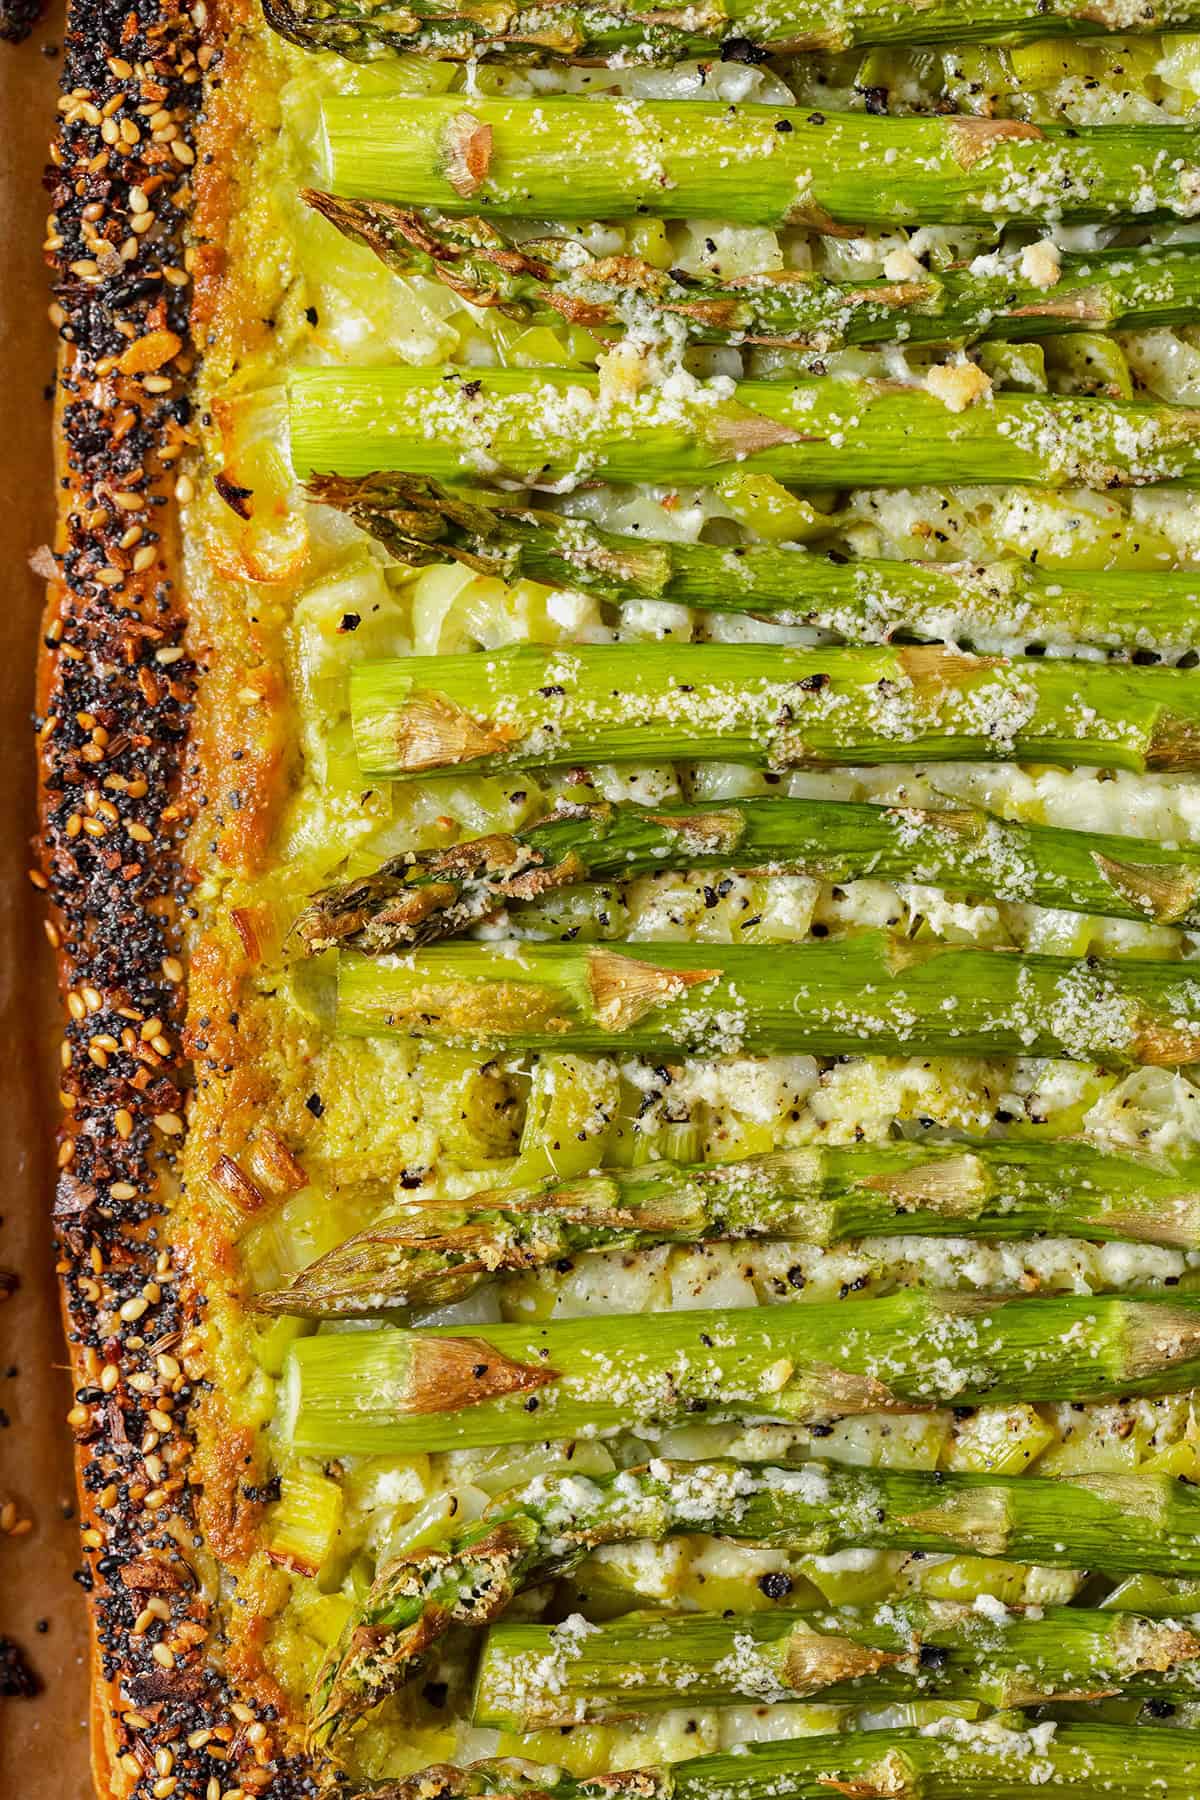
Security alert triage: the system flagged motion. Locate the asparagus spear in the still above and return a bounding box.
[255,1139,1200,1318]
[349,644,1200,782]
[310,473,1200,658]
[269,0,1200,64]
[281,1291,1200,1459]
[289,365,1200,491]
[337,931,1200,1065]
[296,798,1200,957]
[318,94,1200,228]
[339,1724,1200,1799]
[307,198,1200,355]
[473,1600,1200,1724]
[311,1459,1200,1735]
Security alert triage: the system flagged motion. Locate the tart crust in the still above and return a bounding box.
[37,2,307,1792]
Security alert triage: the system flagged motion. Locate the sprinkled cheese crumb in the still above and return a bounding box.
[598,341,650,403]
[882,245,925,281]
[1019,238,1063,290]
[926,362,993,415]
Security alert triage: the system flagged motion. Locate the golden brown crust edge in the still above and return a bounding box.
[37,4,311,1795]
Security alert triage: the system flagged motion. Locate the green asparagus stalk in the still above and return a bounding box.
[309,473,1200,658]
[337,932,1200,1065]
[269,0,1200,64]
[289,365,1200,491]
[281,1291,1200,1461]
[348,644,1200,782]
[255,1139,1200,1318]
[338,1724,1200,1799]
[296,798,1200,956]
[307,198,1200,356]
[1102,1574,1200,1614]
[318,94,1200,228]
[311,1459,1200,1736]
[473,1600,1200,1725]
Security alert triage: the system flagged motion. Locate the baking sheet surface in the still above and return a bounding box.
[0,8,96,1789]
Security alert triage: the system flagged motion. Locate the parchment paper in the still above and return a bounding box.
[0,6,96,1789]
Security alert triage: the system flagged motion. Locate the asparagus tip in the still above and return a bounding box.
[305,469,509,574]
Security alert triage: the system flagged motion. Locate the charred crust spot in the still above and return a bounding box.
[214,470,254,518]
